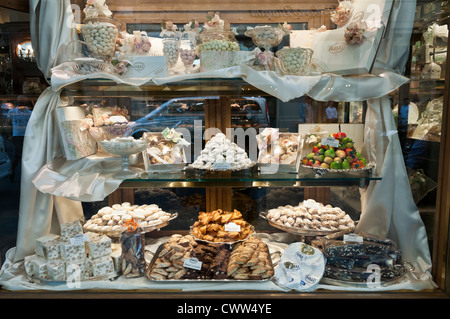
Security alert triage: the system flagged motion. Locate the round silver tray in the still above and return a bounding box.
[186,161,257,173]
[320,262,414,288]
[82,212,178,237]
[300,162,376,178]
[145,241,279,282]
[189,224,256,245]
[260,211,355,236]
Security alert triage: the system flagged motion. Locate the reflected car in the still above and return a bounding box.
[129,96,270,138]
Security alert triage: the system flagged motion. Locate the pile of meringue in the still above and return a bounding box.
[190,133,254,171]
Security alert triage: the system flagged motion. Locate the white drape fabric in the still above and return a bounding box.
[359,96,432,274]
[30,0,78,81]
[358,0,432,275]
[13,0,82,262]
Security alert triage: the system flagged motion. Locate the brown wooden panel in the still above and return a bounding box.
[304,187,330,205]
[0,0,29,12]
[108,0,335,12]
[206,187,232,211]
[108,189,135,206]
[113,11,329,27]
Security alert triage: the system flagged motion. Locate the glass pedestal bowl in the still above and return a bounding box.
[244,26,286,70]
[275,47,314,76]
[99,137,149,179]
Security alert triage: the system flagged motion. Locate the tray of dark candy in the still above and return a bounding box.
[313,233,414,287]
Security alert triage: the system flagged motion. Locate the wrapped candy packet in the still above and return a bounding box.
[120,219,146,278]
[142,129,189,171]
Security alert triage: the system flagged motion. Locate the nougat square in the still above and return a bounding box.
[60,220,84,242]
[36,234,61,260]
[24,254,49,280]
[90,256,115,277]
[46,259,66,281]
[65,259,92,280]
[85,232,112,259]
[59,241,86,262]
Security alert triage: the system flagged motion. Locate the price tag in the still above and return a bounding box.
[321,137,339,148]
[183,257,202,270]
[213,162,232,170]
[343,233,363,243]
[224,222,241,232]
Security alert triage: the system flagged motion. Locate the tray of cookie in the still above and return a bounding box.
[82,202,178,236]
[189,209,255,244]
[146,234,276,282]
[260,199,356,236]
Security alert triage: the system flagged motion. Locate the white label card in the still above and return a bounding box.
[183,257,202,270]
[213,162,232,170]
[321,137,339,148]
[224,222,241,232]
[70,233,89,245]
[343,233,363,243]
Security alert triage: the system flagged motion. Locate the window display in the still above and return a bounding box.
[0,0,449,301]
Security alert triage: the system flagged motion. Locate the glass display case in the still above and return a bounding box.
[1,0,450,301]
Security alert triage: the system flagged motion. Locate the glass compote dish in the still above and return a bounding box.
[275,47,314,76]
[99,136,149,179]
[244,26,286,70]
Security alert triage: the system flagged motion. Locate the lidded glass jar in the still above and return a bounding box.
[80,16,121,62]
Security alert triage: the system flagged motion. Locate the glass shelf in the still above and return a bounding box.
[61,77,269,98]
[120,166,381,188]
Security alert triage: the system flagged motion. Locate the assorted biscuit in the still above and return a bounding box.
[83,202,172,234]
[265,199,355,232]
[191,209,253,243]
[147,235,274,281]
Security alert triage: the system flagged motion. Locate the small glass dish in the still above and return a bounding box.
[99,137,149,179]
[275,47,314,76]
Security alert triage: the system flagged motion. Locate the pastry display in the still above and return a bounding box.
[189,133,254,171]
[90,106,130,127]
[147,235,274,281]
[411,96,443,142]
[256,129,300,165]
[24,220,116,282]
[312,233,407,284]
[83,202,175,235]
[263,199,355,233]
[301,132,368,170]
[142,129,189,170]
[227,237,274,280]
[191,209,253,243]
[147,234,197,280]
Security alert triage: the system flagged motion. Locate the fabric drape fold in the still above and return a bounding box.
[13,0,82,262]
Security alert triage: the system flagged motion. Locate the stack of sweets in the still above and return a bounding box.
[24,220,116,282]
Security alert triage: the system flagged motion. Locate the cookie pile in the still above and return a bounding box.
[191,209,253,242]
